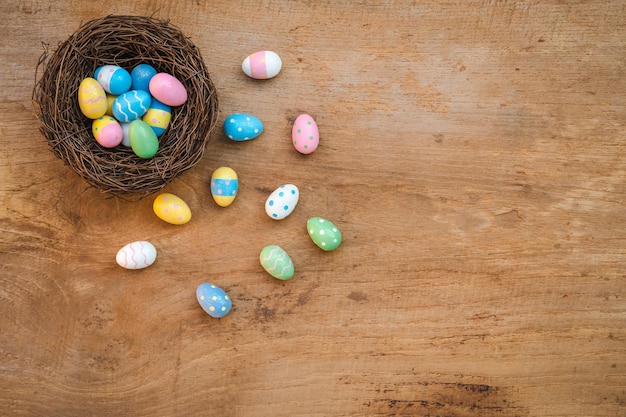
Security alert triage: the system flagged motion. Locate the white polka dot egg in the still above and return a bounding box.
[265,184,299,220]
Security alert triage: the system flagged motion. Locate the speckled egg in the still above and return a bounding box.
[242,50,282,79]
[77,77,107,119]
[131,63,157,92]
[94,65,132,95]
[92,116,123,148]
[292,114,319,154]
[153,193,192,225]
[265,184,299,220]
[196,283,232,318]
[142,99,171,137]
[259,245,294,280]
[224,113,263,141]
[307,217,342,251]
[210,167,238,207]
[112,90,152,123]
[116,241,157,270]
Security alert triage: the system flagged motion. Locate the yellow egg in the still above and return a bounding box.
[153,193,191,225]
[105,94,117,116]
[210,167,238,207]
[78,77,107,119]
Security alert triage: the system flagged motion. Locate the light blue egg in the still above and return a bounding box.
[94,65,132,95]
[196,283,232,318]
[224,113,263,141]
[131,64,157,92]
[112,90,152,123]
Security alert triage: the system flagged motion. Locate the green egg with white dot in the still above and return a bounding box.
[307,217,342,251]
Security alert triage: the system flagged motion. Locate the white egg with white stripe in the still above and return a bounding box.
[265,184,299,220]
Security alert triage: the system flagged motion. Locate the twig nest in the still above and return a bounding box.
[32,15,219,197]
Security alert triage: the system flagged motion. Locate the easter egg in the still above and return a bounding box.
[92,116,123,148]
[131,63,157,91]
[196,283,232,318]
[242,50,282,80]
[77,77,107,119]
[129,119,159,158]
[94,65,132,95]
[116,241,157,270]
[259,245,294,280]
[292,114,319,154]
[142,99,171,137]
[153,193,192,225]
[307,217,342,251]
[265,184,299,220]
[210,167,238,207]
[112,90,152,123]
[105,94,117,116]
[149,73,187,106]
[120,122,131,147]
[224,113,263,141]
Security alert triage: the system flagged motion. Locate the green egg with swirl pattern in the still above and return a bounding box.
[259,245,294,280]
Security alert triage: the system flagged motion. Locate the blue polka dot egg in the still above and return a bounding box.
[196,283,232,318]
[265,184,299,220]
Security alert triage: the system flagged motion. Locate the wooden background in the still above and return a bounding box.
[1,1,625,415]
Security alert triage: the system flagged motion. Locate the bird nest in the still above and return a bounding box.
[32,15,219,197]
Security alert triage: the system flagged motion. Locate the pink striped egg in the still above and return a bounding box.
[116,241,157,270]
[242,51,282,80]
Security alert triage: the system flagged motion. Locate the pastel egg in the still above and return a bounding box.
[153,193,192,225]
[265,184,299,220]
[131,63,157,91]
[259,245,294,280]
[105,94,117,116]
[292,114,319,154]
[142,99,171,137]
[116,241,157,270]
[129,119,159,158]
[149,73,187,106]
[307,217,342,251]
[224,113,263,141]
[210,167,238,207]
[94,65,132,95]
[92,116,123,148]
[120,122,131,147]
[112,90,152,122]
[196,283,232,318]
[242,50,282,79]
[77,77,107,119]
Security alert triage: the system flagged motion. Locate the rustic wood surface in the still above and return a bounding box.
[1,1,625,416]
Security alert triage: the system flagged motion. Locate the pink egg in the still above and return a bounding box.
[292,114,319,154]
[92,116,124,148]
[149,73,187,106]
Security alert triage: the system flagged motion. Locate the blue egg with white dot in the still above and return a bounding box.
[265,184,299,220]
[224,113,263,141]
[131,63,157,92]
[196,283,232,318]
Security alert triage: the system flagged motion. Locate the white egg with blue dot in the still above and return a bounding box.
[196,283,232,318]
[265,184,299,220]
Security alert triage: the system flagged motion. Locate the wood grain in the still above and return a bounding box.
[1,1,625,415]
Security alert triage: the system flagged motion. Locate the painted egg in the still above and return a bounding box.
[142,99,171,137]
[153,193,192,225]
[92,116,123,148]
[129,119,159,158]
[120,122,131,147]
[292,114,319,154]
[131,63,157,91]
[307,217,342,251]
[94,65,132,95]
[196,283,232,318]
[77,77,107,119]
[242,50,282,80]
[224,113,263,141]
[116,241,157,270]
[105,94,117,116]
[210,167,238,207]
[112,90,151,123]
[265,184,299,220]
[149,73,187,106]
[259,245,294,280]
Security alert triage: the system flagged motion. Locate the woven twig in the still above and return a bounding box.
[32,15,219,197]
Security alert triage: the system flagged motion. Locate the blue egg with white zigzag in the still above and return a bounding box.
[112,90,152,123]
[223,113,263,141]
